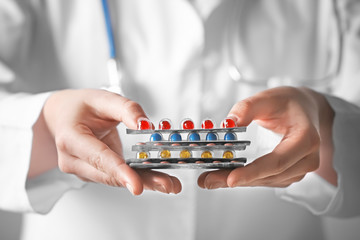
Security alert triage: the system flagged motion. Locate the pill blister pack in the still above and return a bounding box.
[125,118,251,169]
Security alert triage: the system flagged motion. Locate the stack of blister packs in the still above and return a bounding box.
[126,118,251,169]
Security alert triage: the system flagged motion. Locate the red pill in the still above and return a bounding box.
[159,119,172,130]
[221,117,236,128]
[181,118,195,130]
[201,119,214,129]
[137,118,153,130]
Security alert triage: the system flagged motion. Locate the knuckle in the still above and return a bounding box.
[88,147,109,172]
[103,176,121,187]
[55,134,68,153]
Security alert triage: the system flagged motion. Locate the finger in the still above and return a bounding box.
[85,90,149,129]
[57,127,143,195]
[102,128,123,157]
[245,152,319,187]
[170,176,182,194]
[58,154,124,187]
[137,170,182,194]
[198,170,231,189]
[227,128,320,187]
[227,89,289,126]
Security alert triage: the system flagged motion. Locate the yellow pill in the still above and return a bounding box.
[180,149,192,158]
[137,152,149,159]
[159,150,171,158]
[222,151,234,159]
[201,151,213,158]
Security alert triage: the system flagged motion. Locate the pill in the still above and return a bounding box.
[137,118,153,130]
[159,149,171,158]
[169,132,182,141]
[224,132,237,141]
[221,117,236,128]
[201,119,214,129]
[180,149,192,158]
[188,132,200,141]
[159,118,172,130]
[206,132,218,141]
[150,133,163,141]
[223,150,235,159]
[181,118,195,130]
[201,151,213,158]
[137,152,150,159]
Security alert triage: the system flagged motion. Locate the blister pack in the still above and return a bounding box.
[126,118,251,169]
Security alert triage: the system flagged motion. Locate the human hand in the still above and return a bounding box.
[42,89,181,195]
[198,87,336,189]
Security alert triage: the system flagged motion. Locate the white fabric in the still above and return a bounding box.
[0,0,359,239]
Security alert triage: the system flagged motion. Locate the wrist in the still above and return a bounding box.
[302,88,337,186]
[29,104,58,179]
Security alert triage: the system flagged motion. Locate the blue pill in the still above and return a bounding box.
[150,133,163,142]
[224,132,237,141]
[169,132,182,142]
[206,132,218,141]
[188,132,200,141]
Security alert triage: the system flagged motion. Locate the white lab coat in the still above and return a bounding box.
[1,0,360,239]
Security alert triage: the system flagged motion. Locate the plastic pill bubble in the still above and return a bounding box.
[150,133,163,141]
[159,118,172,130]
[221,117,236,128]
[159,150,171,158]
[169,132,182,141]
[224,132,237,141]
[188,132,200,141]
[206,132,219,141]
[201,119,214,129]
[181,118,195,130]
[180,149,192,158]
[223,150,235,159]
[137,152,150,159]
[201,151,213,158]
[137,118,153,130]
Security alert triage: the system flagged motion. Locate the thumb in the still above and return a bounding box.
[227,95,273,127]
[87,89,150,129]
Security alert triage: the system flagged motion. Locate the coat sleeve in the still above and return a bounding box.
[276,0,360,218]
[0,0,85,214]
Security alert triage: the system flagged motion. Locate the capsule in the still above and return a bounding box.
[159,149,171,158]
[206,132,219,141]
[137,118,153,130]
[159,118,172,130]
[181,118,195,130]
[180,149,192,158]
[201,150,213,158]
[169,132,182,141]
[222,150,235,159]
[188,132,200,141]
[224,132,237,141]
[221,117,237,128]
[201,119,215,129]
[150,133,163,141]
[137,151,150,159]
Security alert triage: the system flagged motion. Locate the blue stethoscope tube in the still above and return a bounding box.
[101,0,123,95]
[101,0,116,59]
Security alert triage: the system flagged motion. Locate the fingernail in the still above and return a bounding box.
[154,185,169,194]
[206,181,225,190]
[126,183,135,195]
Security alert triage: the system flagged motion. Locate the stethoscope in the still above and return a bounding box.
[101,0,124,95]
[101,0,343,92]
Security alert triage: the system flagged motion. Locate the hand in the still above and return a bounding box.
[198,87,336,189]
[38,89,181,195]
